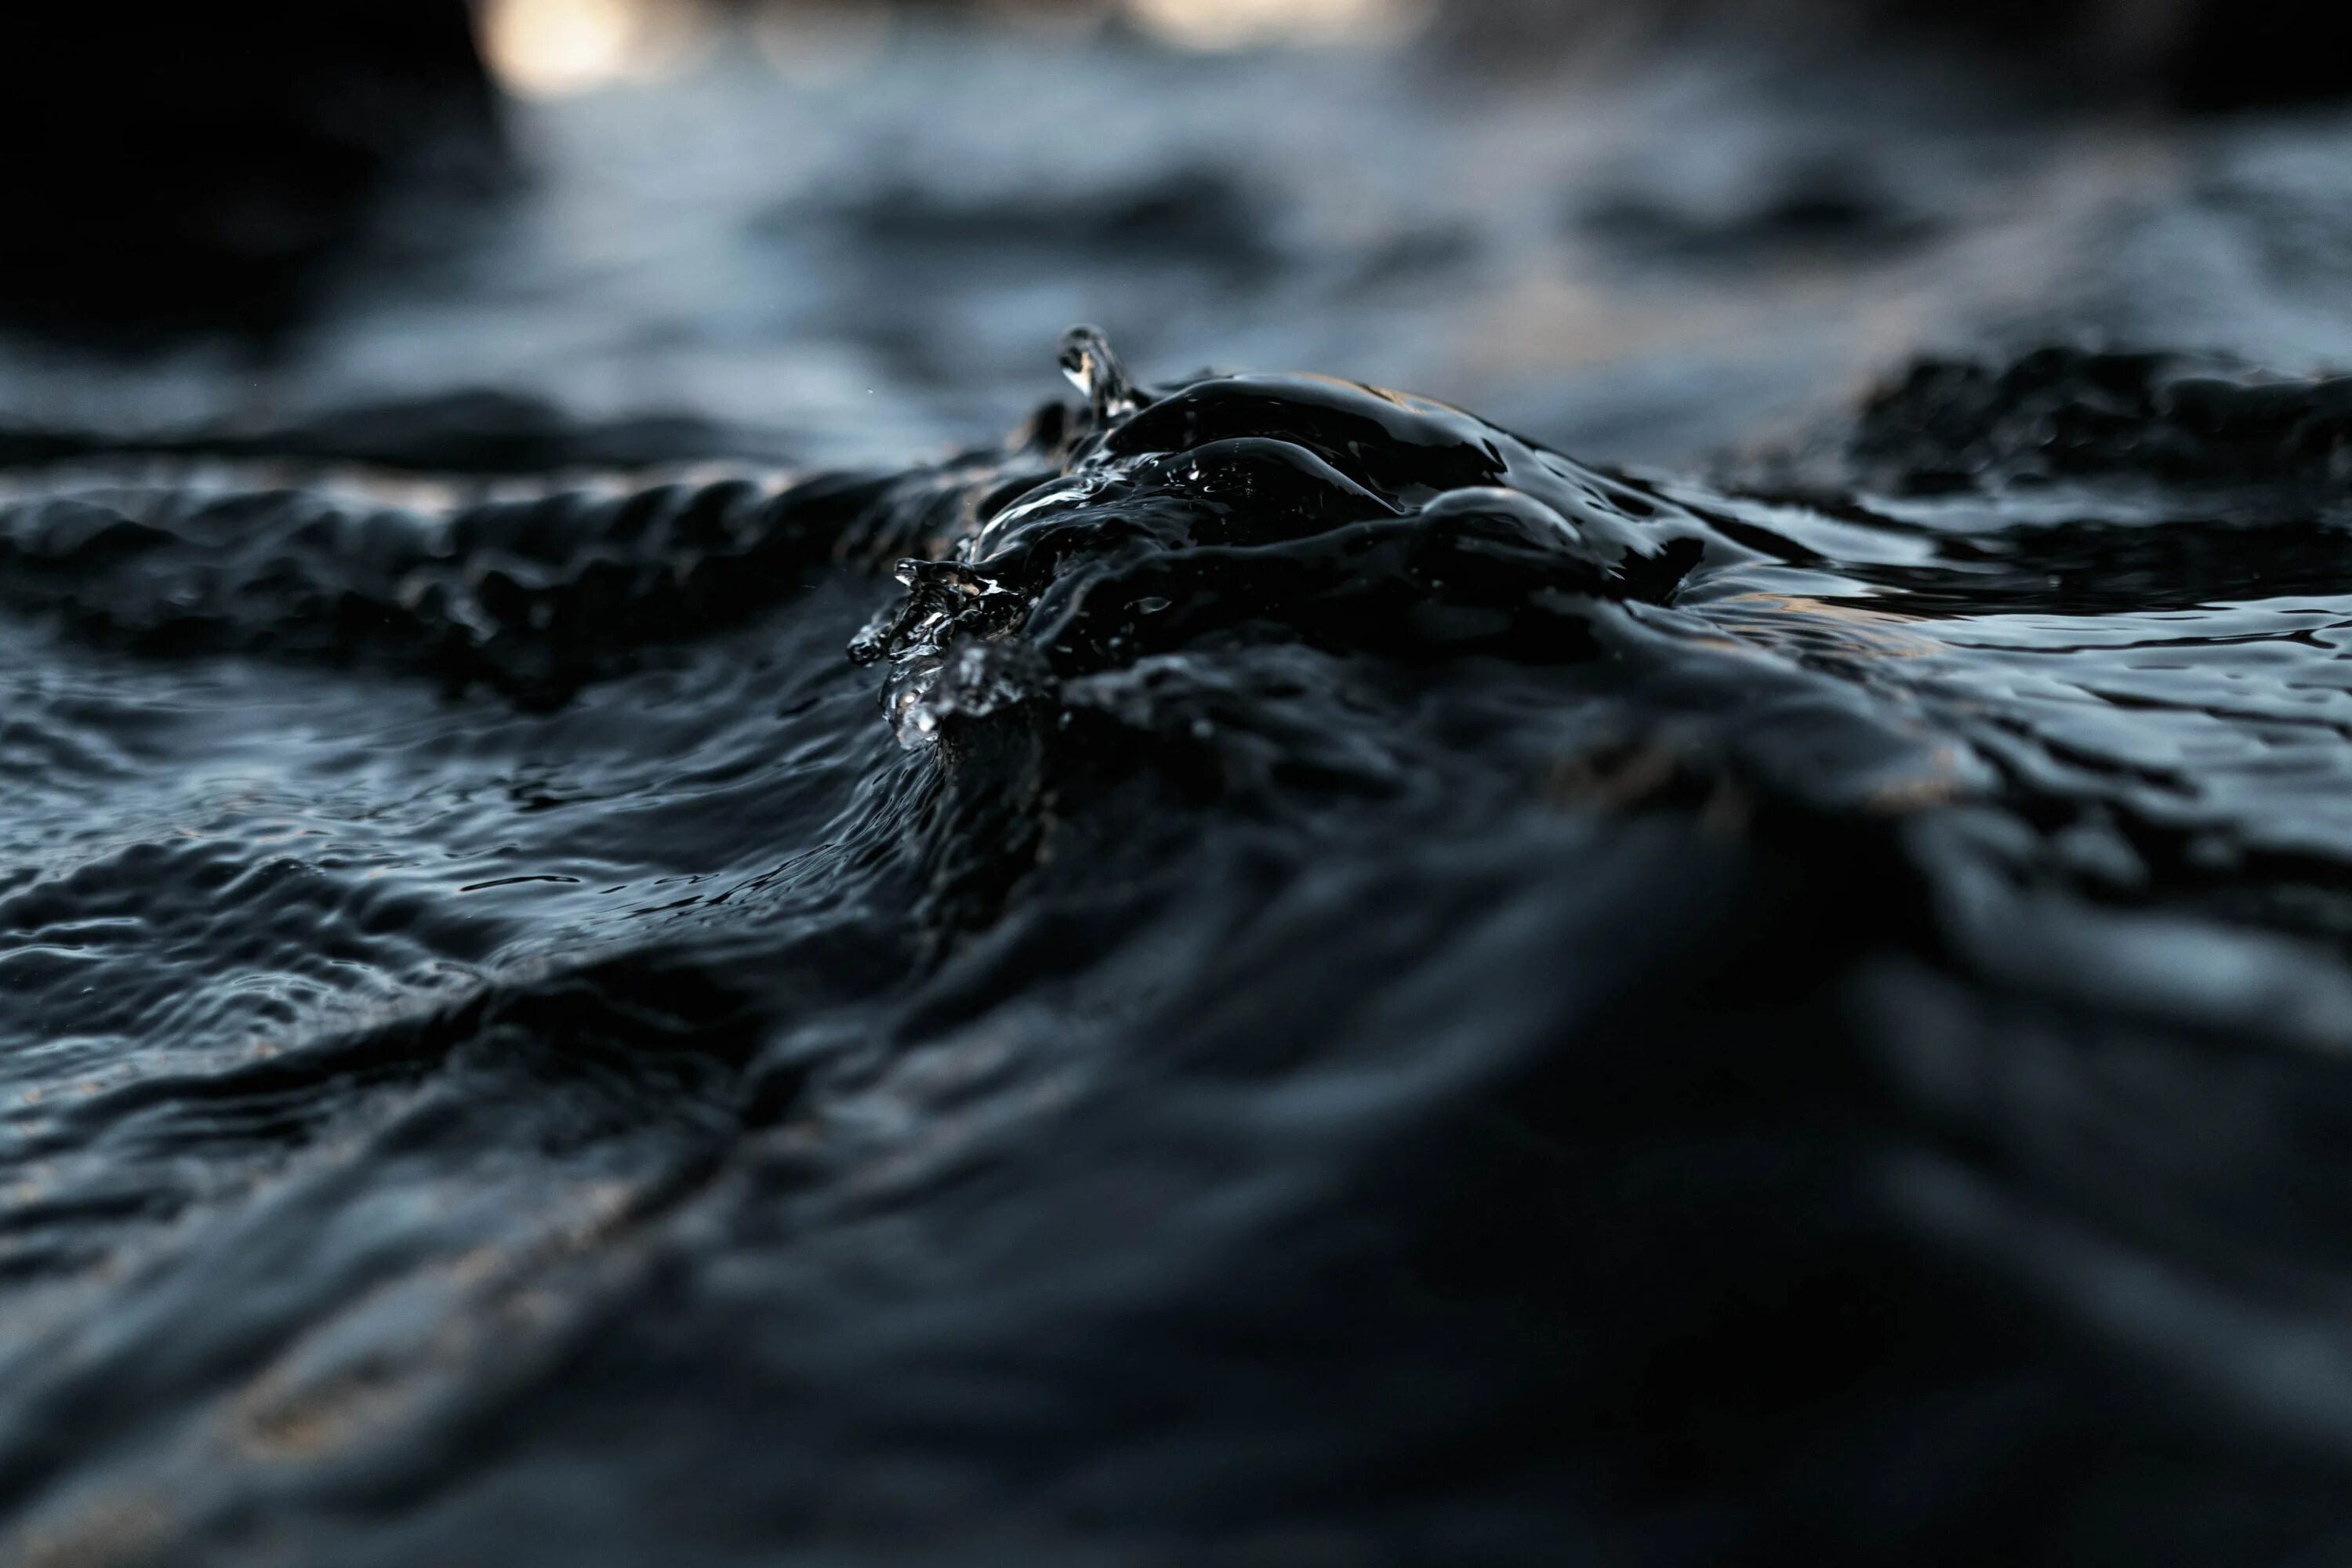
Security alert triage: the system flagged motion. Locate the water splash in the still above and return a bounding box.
[1058,323,1148,429]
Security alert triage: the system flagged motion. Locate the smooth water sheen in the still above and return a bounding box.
[2,313,2352,1563]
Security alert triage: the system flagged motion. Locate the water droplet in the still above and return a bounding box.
[1058,325,1143,426]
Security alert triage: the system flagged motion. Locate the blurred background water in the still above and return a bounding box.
[9,0,2345,467]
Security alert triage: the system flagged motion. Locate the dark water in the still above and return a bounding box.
[13,24,2352,1566]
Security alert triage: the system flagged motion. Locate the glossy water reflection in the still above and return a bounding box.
[9,11,2352,1561]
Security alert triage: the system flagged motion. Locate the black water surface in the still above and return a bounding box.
[14,11,2352,1559]
[5,314,2352,1563]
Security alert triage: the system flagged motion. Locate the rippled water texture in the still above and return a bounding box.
[13,21,2352,1566]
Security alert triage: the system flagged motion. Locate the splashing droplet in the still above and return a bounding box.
[1058,325,1143,426]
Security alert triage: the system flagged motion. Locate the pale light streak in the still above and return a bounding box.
[477,0,719,99]
[1121,0,1428,51]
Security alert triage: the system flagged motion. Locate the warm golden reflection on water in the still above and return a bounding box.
[1123,0,1429,49]
[477,0,720,97]
[480,0,1426,96]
